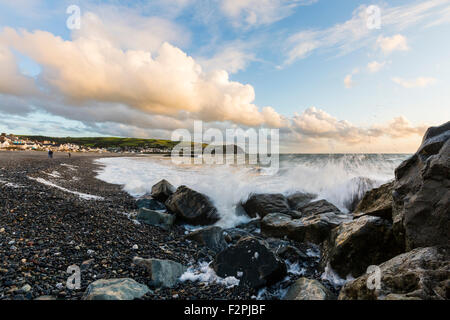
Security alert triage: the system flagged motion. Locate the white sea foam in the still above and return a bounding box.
[45,171,62,178]
[28,177,104,200]
[95,154,408,228]
[321,263,354,287]
[0,179,23,188]
[179,262,240,288]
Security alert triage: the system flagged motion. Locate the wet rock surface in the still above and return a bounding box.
[165,186,220,225]
[82,278,150,300]
[393,121,450,250]
[151,179,175,203]
[185,226,228,254]
[338,246,450,300]
[321,216,403,278]
[241,193,290,218]
[132,257,187,288]
[353,182,394,220]
[212,237,287,289]
[283,277,335,300]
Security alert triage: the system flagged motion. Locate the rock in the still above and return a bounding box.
[321,216,403,278]
[339,246,450,300]
[136,197,166,211]
[241,193,290,218]
[299,200,341,217]
[261,212,351,245]
[235,219,261,233]
[132,257,187,288]
[136,208,175,230]
[34,296,57,300]
[20,284,32,293]
[151,179,175,202]
[165,186,220,225]
[185,226,228,253]
[82,278,150,300]
[212,237,287,289]
[287,192,316,211]
[354,182,394,220]
[283,278,335,300]
[223,228,257,244]
[392,121,450,250]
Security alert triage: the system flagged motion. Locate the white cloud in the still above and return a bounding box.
[220,0,318,28]
[284,0,450,65]
[367,61,386,73]
[377,34,409,54]
[344,74,353,89]
[197,44,256,74]
[392,77,437,88]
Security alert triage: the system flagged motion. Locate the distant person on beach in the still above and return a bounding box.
[68,152,71,158]
[48,150,53,159]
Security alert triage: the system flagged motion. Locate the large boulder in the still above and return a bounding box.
[136,208,175,230]
[283,278,335,300]
[261,212,351,245]
[392,121,450,250]
[241,193,290,218]
[82,278,150,300]
[136,197,166,211]
[212,237,287,289]
[321,216,403,278]
[151,179,175,202]
[339,246,450,300]
[132,257,187,288]
[299,200,341,217]
[165,186,220,225]
[287,192,316,211]
[353,182,394,221]
[185,226,228,254]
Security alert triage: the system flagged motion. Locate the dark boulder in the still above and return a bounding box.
[261,212,351,245]
[321,215,403,278]
[299,200,341,217]
[185,226,228,254]
[212,237,287,289]
[151,179,175,202]
[136,197,166,211]
[392,121,450,250]
[165,186,220,226]
[353,182,394,221]
[287,192,316,211]
[339,246,450,300]
[241,193,290,218]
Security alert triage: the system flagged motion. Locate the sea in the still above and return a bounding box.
[95,153,410,228]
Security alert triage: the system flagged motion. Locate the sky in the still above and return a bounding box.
[0,0,449,153]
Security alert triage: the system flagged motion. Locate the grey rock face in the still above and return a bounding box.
[353,181,394,221]
[212,237,287,289]
[136,208,175,230]
[241,193,290,218]
[185,226,228,253]
[339,246,450,300]
[133,257,187,288]
[299,200,341,217]
[321,216,403,278]
[286,192,316,211]
[82,278,150,300]
[283,278,335,300]
[392,121,450,250]
[261,212,351,244]
[165,186,220,225]
[151,179,176,202]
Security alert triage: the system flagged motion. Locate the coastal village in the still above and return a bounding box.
[0,133,172,154]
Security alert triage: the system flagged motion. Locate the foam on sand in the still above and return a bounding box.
[28,177,104,200]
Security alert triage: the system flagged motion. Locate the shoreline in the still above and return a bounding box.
[0,151,255,300]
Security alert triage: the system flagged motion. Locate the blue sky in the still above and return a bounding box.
[0,0,449,152]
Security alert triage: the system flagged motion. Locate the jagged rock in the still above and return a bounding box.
[241,193,290,218]
[261,212,351,244]
[223,228,257,244]
[185,226,228,253]
[132,257,187,288]
[287,192,316,211]
[165,186,220,225]
[283,278,335,300]
[212,237,287,289]
[236,219,261,233]
[136,208,175,230]
[82,278,150,300]
[392,121,450,250]
[353,182,394,220]
[136,197,166,211]
[339,246,450,300]
[151,179,175,202]
[299,200,341,217]
[265,238,309,262]
[321,216,403,278]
